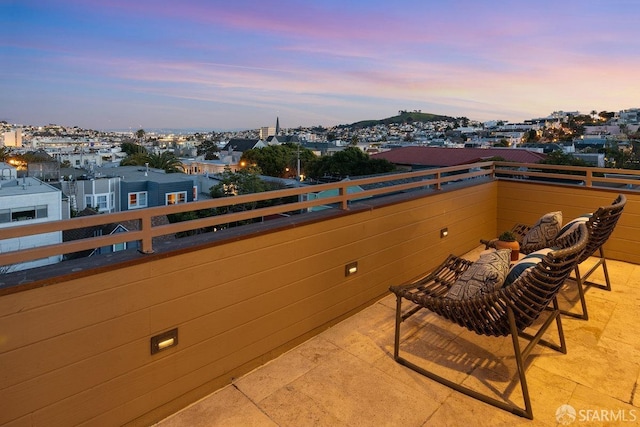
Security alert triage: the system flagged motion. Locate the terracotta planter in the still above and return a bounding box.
[495,240,520,261]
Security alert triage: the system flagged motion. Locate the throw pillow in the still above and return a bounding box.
[446,249,511,300]
[556,214,592,240]
[503,248,553,287]
[522,211,563,247]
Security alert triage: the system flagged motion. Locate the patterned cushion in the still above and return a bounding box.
[556,214,592,240]
[503,248,553,287]
[522,211,563,247]
[446,249,510,300]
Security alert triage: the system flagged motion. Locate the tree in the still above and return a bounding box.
[120,152,149,167]
[522,130,539,143]
[306,147,395,180]
[120,142,146,155]
[494,139,509,147]
[539,151,588,167]
[135,129,145,141]
[120,151,184,173]
[209,166,296,227]
[599,111,615,121]
[197,139,220,160]
[0,146,11,162]
[240,143,316,179]
[147,152,184,173]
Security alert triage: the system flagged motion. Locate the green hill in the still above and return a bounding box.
[344,111,457,129]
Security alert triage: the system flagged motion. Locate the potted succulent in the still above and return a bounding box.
[495,230,520,261]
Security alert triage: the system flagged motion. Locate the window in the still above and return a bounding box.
[36,205,48,218]
[113,242,126,252]
[96,195,108,211]
[128,191,148,209]
[0,205,48,223]
[85,194,111,212]
[13,208,36,221]
[166,191,187,205]
[192,186,198,201]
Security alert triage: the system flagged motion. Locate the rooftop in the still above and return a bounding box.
[156,251,640,426]
[0,176,60,196]
[1,162,638,426]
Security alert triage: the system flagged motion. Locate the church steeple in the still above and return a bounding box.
[275,116,280,135]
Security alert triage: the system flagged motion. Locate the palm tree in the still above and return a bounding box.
[147,152,184,173]
[0,146,11,162]
[120,152,150,167]
[120,151,184,173]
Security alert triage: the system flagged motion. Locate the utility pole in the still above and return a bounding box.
[296,142,300,182]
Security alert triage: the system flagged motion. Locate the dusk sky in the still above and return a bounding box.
[2,0,639,131]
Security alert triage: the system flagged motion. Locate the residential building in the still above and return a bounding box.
[0,169,64,271]
[221,138,265,157]
[259,126,275,140]
[55,166,200,213]
[109,166,200,209]
[2,128,22,147]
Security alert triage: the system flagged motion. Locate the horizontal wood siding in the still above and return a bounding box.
[0,182,497,426]
[497,181,639,264]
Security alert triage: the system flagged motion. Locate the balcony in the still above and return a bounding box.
[157,256,640,426]
[0,163,638,426]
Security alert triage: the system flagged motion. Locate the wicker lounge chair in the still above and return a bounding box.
[507,194,626,319]
[390,223,588,419]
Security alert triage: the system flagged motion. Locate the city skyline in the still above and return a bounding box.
[2,1,640,131]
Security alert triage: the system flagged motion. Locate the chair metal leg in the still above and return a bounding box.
[561,266,589,320]
[519,297,567,355]
[563,246,613,320]
[394,295,402,360]
[584,247,611,291]
[507,307,533,419]
[393,299,549,419]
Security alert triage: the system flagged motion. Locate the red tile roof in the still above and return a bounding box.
[371,146,546,167]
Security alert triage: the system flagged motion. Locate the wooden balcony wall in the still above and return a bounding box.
[0,182,498,427]
[497,181,639,264]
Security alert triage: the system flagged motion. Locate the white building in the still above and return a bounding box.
[0,168,64,272]
[2,128,22,147]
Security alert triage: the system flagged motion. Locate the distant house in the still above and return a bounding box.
[574,137,608,150]
[63,207,175,260]
[110,166,200,210]
[300,141,343,156]
[0,170,65,271]
[266,135,300,145]
[182,158,241,176]
[55,166,200,213]
[371,146,546,169]
[221,138,265,154]
[520,143,564,154]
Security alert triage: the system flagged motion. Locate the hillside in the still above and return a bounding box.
[344,111,458,129]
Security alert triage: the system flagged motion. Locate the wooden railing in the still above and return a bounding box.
[0,162,495,268]
[2,160,639,270]
[494,161,640,188]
